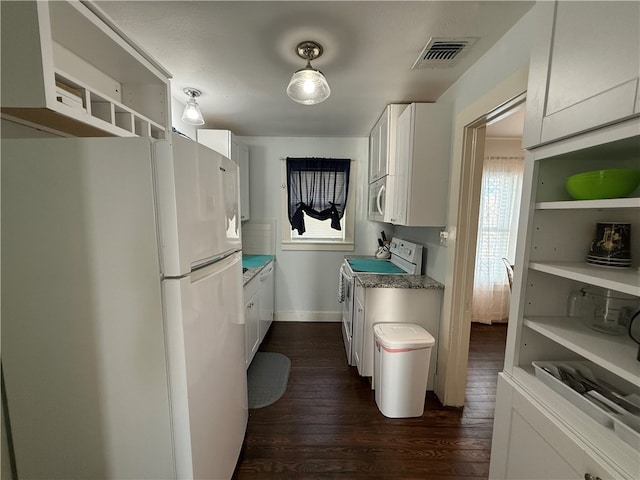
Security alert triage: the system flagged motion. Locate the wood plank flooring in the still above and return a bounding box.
[233,321,508,479]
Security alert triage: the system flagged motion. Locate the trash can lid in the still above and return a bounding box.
[374,323,435,350]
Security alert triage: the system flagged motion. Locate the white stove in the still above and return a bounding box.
[345,238,423,275]
[339,238,423,365]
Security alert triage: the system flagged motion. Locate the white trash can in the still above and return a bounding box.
[374,323,436,418]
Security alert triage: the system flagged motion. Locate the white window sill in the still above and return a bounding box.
[281,241,355,252]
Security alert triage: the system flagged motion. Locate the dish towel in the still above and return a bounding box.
[338,263,345,303]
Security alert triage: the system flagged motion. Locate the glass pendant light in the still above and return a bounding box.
[182,88,205,125]
[286,41,331,105]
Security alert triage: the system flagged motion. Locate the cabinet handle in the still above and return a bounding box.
[584,474,601,480]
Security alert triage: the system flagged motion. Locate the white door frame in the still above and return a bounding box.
[434,68,528,407]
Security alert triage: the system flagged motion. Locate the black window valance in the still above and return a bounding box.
[286,157,351,235]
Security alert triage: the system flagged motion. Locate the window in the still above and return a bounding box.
[471,154,524,324]
[281,157,355,251]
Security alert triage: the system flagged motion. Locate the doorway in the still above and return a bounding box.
[471,107,525,325]
[463,105,525,421]
[434,67,528,406]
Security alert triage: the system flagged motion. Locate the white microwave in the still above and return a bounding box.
[368,175,394,222]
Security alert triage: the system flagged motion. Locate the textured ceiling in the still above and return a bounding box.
[96,1,534,137]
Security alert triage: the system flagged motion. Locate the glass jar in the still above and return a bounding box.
[567,286,640,335]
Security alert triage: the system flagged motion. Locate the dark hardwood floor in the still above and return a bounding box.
[233,321,508,480]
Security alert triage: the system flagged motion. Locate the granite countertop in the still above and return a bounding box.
[344,255,444,289]
[242,255,275,286]
[355,273,444,290]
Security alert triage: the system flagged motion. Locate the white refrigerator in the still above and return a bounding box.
[2,134,247,479]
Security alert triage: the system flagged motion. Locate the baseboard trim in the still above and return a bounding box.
[275,311,341,322]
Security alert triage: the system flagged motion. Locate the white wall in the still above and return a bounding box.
[240,136,386,320]
[393,226,447,282]
[395,6,536,287]
[432,7,535,405]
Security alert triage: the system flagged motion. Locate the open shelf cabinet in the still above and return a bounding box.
[500,117,640,479]
[1,1,171,138]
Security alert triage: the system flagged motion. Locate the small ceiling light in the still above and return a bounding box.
[286,41,331,105]
[182,88,205,125]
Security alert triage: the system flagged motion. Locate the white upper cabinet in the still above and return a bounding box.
[1,1,171,138]
[197,129,251,222]
[523,1,640,149]
[368,104,406,183]
[238,142,251,222]
[389,103,452,227]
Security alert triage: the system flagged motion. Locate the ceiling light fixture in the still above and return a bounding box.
[182,88,205,125]
[286,41,331,105]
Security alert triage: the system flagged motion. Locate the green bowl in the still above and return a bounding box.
[565,168,640,200]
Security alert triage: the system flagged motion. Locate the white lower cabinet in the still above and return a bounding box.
[352,282,442,389]
[353,283,365,372]
[258,261,274,343]
[491,375,623,480]
[505,412,581,480]
[244,277,260,368]
[244,260,275,367]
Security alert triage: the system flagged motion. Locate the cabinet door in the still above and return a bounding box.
[369,119,381,182]
[378,113,389,177]
[391,105,412,225]
[244,288,260,368]
[239,142,250,221]
[353,294,365,374]
[258,262,274,342]
[390,103,451,226]
[505,411,581,480]
[524,1,640,148]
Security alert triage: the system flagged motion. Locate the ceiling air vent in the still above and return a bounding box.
[412,37,478,69]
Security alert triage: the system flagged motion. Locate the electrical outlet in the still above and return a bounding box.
[439,229,448,246]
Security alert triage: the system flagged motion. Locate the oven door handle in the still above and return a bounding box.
[340,262,353,282]
[342,269,353,283]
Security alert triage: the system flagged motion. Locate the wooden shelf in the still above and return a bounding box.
[529,261,640,296]
[523,316,640,385]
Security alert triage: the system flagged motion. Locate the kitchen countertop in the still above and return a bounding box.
[345,255,444,289]
[242,255,275,286]
[355,273,443,289]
